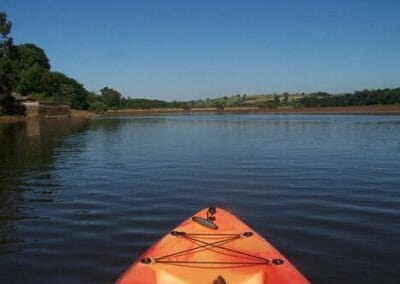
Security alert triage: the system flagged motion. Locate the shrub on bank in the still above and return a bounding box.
[89,101,108,113]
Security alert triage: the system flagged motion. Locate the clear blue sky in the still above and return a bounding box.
[2,0,400,100]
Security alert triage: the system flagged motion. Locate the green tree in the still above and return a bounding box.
[89,101,107,113]
[14,43,50,74]
[16,65,48,95]
[0,12,13,97]
[283,92,289,104]
[100,87,122,108]
[0,12,90,112]
[0,11,24,114]
[214,101,224,111]
[51,72,89,109]
[258,101,278,109]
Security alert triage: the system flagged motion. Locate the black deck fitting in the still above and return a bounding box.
[170,231,186,237]
[272,259,284,265]
[208,207,217,215]
[243,231,253,237]
[141,258,152,264]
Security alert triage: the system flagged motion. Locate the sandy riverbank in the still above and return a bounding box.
[0,109,97,124]
[1,104,400,124]
[0,115,26,123]
[104,104,400,116]
[70,109,98,118]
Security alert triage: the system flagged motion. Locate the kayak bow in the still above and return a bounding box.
[117,207,309,284]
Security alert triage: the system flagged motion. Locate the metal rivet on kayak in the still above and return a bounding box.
[272,259,284,265]
[242,232,253,238]
[141,258,153,264]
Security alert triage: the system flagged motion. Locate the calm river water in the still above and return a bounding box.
[0,114,399,283]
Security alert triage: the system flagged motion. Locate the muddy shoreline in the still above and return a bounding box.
[1,104,400,123]
[103,104,400,116]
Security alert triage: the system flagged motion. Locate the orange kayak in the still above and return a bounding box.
[117,207,309,283]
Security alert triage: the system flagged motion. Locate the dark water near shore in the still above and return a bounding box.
[0,115,399,283]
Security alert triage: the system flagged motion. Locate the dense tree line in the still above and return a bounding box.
[298,89,400,108]
[0,12,24,114]
[178,88,400,110]
[87,86,187,113]
[0,12,90,113]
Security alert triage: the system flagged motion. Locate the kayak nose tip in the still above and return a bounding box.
[213,275,227,284]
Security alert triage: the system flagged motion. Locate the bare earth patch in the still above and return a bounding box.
[70,109,98,118]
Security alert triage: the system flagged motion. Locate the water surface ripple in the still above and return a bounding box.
[0,115,399,283]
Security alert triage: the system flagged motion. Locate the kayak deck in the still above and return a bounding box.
[117,207,309,283]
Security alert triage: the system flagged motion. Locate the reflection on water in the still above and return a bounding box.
[0,115,399,284]
[0,119,89,255]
